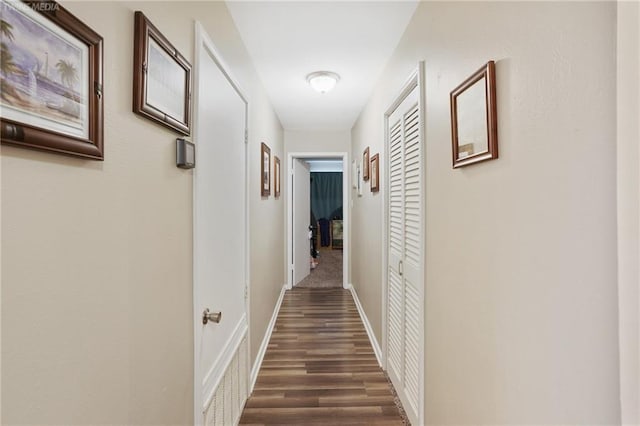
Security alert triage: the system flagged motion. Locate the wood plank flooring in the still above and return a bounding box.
[239,288,406,425]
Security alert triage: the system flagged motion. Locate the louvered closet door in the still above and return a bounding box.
[387,114,404,384]
[387,83,422,423]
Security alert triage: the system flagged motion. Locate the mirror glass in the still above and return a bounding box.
[455,77,487,159]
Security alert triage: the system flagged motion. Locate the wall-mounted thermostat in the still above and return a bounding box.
[176,138,195,169]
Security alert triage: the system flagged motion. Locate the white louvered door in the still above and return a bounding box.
[386,72,423,425]
[387,117,404,384]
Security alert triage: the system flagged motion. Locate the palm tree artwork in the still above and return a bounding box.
[1,6,84,122]
[1,19,14,40]
[1,19,18,76]
[55,59,78,89]
[1,19,23,103]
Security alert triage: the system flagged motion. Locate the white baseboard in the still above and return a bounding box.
[249,284,287,392]
[348,283,383,367]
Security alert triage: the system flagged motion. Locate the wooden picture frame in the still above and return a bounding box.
[261,142,270,197]
[362,147,370,180]
[274,155,280,198]
[450,60,498,168]
[370,153,379,192]
[0,0,104,159]
[133,11,191,135]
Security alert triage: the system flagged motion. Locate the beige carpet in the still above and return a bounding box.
[295,248,343,288]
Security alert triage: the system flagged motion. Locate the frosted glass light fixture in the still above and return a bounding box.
[306,71,340,94]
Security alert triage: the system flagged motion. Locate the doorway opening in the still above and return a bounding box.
[287,152,348,290]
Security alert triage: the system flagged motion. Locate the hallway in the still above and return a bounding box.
[296,248,343,288]
[239,288,407,425]
[1,1,636,425]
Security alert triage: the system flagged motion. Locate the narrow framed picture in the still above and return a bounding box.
[450,60,498,168]
[0,0,104,159]
[261,142,271,197]
[133,11,191,135]
[274,155,280,198]
[362,147,370,181]
[370,153,379,192]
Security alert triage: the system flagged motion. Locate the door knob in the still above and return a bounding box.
[202,308,222,324]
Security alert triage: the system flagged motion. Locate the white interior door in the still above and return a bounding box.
[293,159,311,285]
[194,24,248,426]
[385,67,424,426]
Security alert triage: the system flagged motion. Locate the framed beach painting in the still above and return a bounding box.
[133,11,191,135]
[0,0,104,159]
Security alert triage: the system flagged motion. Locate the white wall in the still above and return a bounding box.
[284,130,350,154]
[351,2,620,424]
[247,79,285,373]
[1,2,284,424]
[617,1,640,424]
[350,108,384,343]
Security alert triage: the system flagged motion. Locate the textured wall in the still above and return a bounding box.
[1,2,283,424]
[284,130,351,154]
[617,2,640,424]
[351,2,620,424]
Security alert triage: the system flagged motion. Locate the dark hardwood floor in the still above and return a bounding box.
[239,287,406,425]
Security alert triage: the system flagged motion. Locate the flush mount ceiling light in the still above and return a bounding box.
[306,71,340,94]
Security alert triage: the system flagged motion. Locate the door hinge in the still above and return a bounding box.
[244,130,248,144]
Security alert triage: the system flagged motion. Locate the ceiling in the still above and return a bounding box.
[226,1,418,132]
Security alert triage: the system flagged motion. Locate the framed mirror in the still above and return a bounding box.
[450,60,498,168]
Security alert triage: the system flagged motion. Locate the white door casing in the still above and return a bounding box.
[382,63,425,426]
[287,152,349,290]
[193,22,249,425]
[293,159,311,285]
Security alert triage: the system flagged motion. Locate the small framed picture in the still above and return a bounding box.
[450,60,498,168]
[261,142,271,197]
[133,11,192,135]
[370,153,379,192]
[363,147,370,181]
[274,155,281,198]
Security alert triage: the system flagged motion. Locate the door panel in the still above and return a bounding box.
[387,267,403,382]
[386,81,422,425]
[194,30,248,425]
[293,159,311,285]
[387,116,404,382]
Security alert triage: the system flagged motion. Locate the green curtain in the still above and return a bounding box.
[311,172,342,220]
